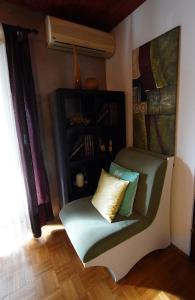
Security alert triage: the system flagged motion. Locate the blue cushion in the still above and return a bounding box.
[109,162,139,217]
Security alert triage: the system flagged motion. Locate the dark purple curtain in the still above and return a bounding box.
[3,24,53,238]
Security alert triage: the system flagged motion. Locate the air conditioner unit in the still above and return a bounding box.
[45,16,115,58]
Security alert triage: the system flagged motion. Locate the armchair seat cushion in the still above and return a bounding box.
[60,197,147,263]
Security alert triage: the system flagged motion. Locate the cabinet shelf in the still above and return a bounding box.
[51,88,126,206]
[66,124,96,131]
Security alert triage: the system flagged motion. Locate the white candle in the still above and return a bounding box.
[76,173,84,188]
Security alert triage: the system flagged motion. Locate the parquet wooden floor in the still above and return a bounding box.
[1,223,195,300]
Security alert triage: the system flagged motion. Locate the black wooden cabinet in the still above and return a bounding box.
[51,88,126,207]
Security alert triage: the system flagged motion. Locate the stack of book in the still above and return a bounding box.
[84,135,94,159]
[70,135,94,160]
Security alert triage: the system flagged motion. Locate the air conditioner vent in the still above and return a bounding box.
[45,16,115,58]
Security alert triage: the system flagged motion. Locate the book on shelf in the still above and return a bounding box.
[84,135,94,159]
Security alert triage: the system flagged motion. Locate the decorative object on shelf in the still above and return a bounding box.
[69,114,91,126]
[84,77,99,90]
[99,139,106,152]
[73,45,81,89]
[108,139,112,152]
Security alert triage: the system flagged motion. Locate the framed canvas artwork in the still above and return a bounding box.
[132,27,180,156]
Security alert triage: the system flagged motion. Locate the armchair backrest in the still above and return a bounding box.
[114,147,167,220]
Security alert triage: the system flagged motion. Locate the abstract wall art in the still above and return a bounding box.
[132,27,180,156]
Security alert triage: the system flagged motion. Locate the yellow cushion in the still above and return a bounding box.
[91,169,129,223]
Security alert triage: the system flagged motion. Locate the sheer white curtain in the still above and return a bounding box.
[0,24,32,256]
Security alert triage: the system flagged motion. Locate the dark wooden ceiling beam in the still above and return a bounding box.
[6,0,146,31]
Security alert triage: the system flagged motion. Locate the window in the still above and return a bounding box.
[0,25,31,256]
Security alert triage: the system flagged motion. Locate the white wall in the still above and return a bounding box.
[106,0,195,255]
[106,17,132,146]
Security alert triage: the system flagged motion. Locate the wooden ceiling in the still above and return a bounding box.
[6,0,146,31]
